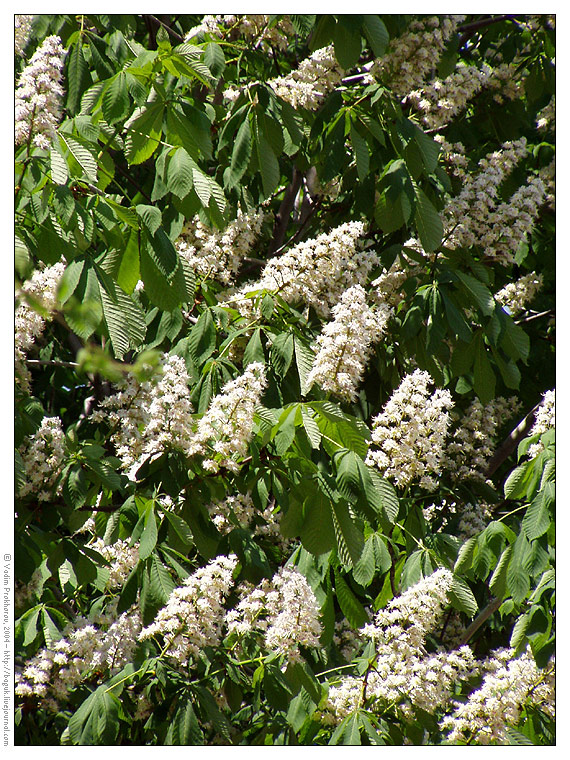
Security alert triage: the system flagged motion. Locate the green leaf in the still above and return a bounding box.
[168,700,203,745]
[149,555,175,606]
[473,334,496,404]
[522,489,551,540]
[68,685,122,745]
[50,145,69,184]
[125,102,164,165]
[188,309,217,366]
[59,134,98,183]
[228,117,252,188]
[255,118,280,197]
[116,229,140,294]
[454,536,477,574]
[136,204,162,235]
[243,328,265,366]
[300,489,335,556]
[375,188,412,233]
[167,147,194,199]
[507,532,531,604]
[441,288,472,342]
[331,499,364,569]
[413,185,443,252]
[334,568,368,628]
[350,122,370,181]
[448,575,478,617]
[164,511,193,546]
[333,21,362,70]
[301,407,321,449]
[166,105,212,161]
[139,504,158,561]
[501,318,530,363]
[102,72,130,123]
[20,606,42,646]
[489,545,512,598]
[504,462,531,500]
[352,535,376,586]
[270,332,294,378]
[58,259,85,304]
[456,271,494,317]
[99,276,146,359]
[66,40,91,116]
[203,41,225,78]
[362,15,389,57]
[295,338,314,396]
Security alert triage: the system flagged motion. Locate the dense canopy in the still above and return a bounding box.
[14,13,555,746]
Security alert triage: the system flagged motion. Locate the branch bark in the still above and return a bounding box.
[267,167,303,255]
[458,595,502,646]
[485,402,541,478]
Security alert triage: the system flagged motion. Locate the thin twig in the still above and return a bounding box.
[25,359,79,368]
[457,15,518,49]
[147,15,185,43]
[515,309,553,325]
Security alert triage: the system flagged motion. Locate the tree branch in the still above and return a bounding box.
[146,15,185,43]
[457,15,518,49]
[485,402,542,478]
[458,595,502,646]
[267,167,303,255]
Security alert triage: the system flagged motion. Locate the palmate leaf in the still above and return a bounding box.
[166,700,204,745]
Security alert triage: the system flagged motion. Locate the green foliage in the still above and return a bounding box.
[14,12,555,748]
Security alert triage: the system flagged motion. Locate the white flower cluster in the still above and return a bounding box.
[18,416,65,501]
[188,362,267,473]
[457,502,493,540]
[89,538,139,589]
[445,396,521,482]
[15,35,66,150]
[407,61,520,131]
[442,138,543,264]
[226,566,321,664]
[441,648,555,744]
[228,221,377,319]
[495,272,543,315]
[527,389,555,459]
[486,176,547,264]
[537,95,555,131]
[366,370,454,491]
[95,354,195,479]
[307,285,393,403]
[92,372,153,474]
[207,492,286,547]
[176,208,266,285]
[186,14,293,51]
[370,258,416,308]
[370,16,465,99]
[15,603,142,710]
[333,611,372,662]
[320,569,477,724]
[15,261,65,392]
[134,354,196,469]
[15,14,34,56]
[268,46,344,111]
[138,555,237,666]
